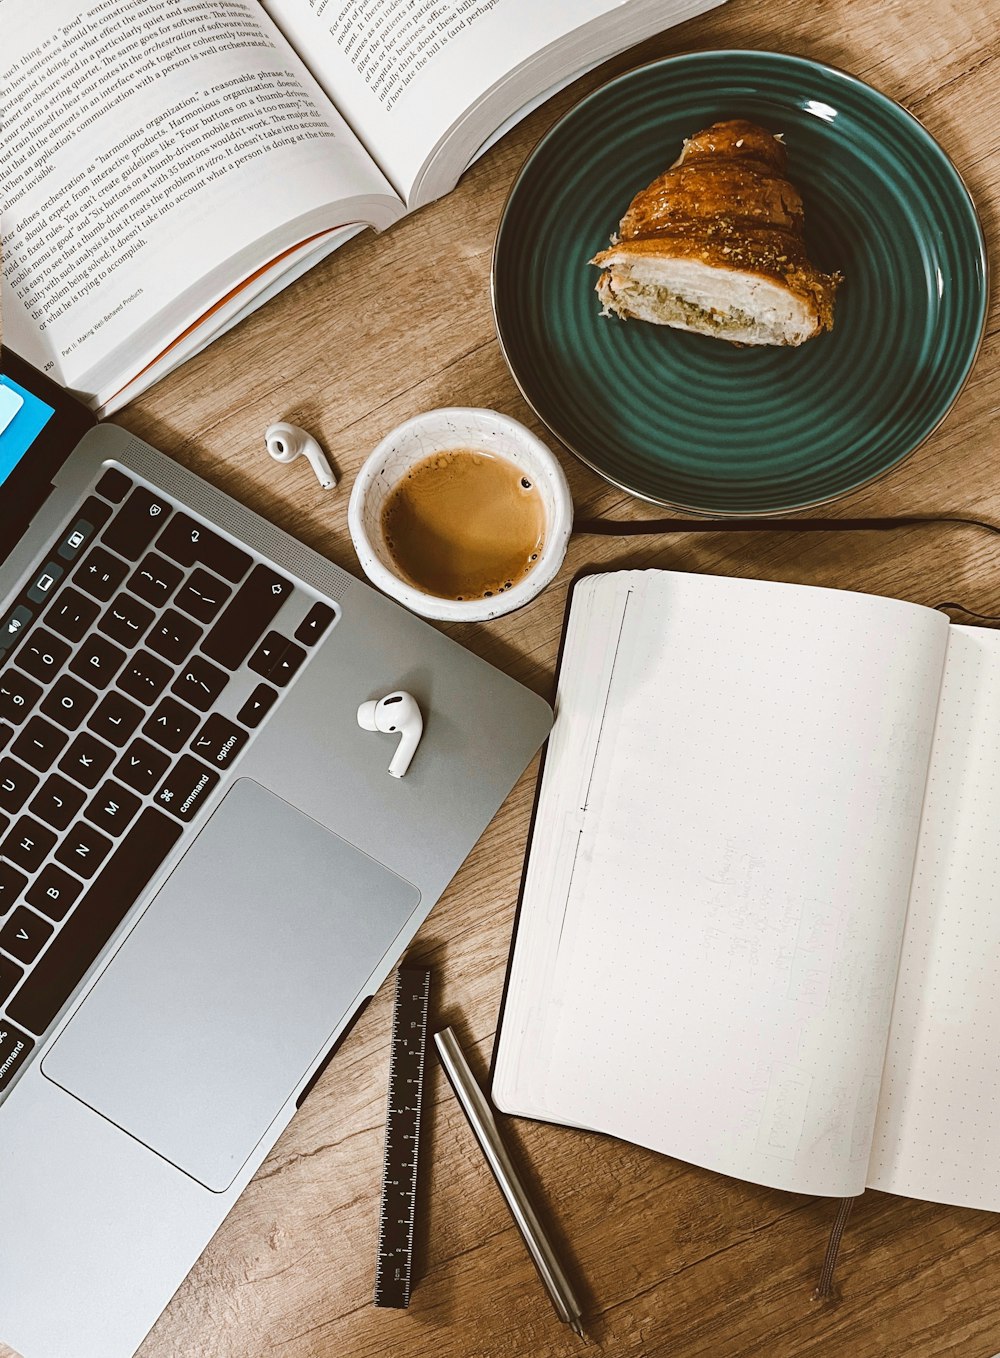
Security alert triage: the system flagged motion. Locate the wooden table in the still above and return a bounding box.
[7,1,997,1354]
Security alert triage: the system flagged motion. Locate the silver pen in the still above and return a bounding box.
[434,1026,586,1338]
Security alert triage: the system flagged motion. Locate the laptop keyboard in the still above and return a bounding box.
[0,467,335,1093]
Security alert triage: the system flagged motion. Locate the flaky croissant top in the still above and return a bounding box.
[592,119,842,340]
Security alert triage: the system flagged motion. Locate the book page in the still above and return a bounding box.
[261,0,638,200]
[95,226,364,415]
[868,626,1000,1210]
[494,572,950,1198]
[0,0,400,400]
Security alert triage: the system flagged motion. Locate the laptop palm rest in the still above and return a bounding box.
[41,778,421,1192]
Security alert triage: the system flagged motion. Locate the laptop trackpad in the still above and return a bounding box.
[41,779,420,1192]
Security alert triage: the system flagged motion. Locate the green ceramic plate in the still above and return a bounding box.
[492,51,987,514]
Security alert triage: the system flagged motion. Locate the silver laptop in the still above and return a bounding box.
[0,351,552,1358]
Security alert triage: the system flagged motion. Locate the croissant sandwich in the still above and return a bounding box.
[591,119,842,346]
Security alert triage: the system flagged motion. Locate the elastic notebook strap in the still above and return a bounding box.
[574,513,1000,537]
[813,1195,860,1301]
[574,513,1000,624]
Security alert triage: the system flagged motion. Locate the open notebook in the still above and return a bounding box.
[493,569,1000,1211]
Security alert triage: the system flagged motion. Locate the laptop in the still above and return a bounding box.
[0,350,552,1358]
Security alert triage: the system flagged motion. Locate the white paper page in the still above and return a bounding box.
[495,578,628,1114]
[868,626,1000,1210]
[96,225,364,415]
[496,571,950,1198]
[261,0,631,200]
[0,0,399,397]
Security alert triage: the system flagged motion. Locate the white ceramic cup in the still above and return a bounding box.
[348,408,573,622]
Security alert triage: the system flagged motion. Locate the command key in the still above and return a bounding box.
[0,1019,34,1089]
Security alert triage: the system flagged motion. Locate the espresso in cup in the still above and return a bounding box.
[381,448,546,601]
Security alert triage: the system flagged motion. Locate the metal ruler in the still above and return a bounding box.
[374,965,431,1308]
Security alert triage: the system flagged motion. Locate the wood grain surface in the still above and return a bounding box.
[5,0,999,1354]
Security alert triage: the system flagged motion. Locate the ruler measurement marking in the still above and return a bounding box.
[374,966,431,1309]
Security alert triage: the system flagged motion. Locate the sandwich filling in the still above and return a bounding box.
[596,255,819,346]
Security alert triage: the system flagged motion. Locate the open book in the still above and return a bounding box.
[0,0,722,415]
[494,569,1000,1212]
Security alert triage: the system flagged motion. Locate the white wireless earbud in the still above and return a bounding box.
[357,691,423,778]
[264,422,336,490]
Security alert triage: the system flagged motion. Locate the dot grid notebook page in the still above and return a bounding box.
[493,571,951,1199]
[868,625,1000,1210]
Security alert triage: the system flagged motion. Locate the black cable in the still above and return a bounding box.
[574,513,1000,538]
[574,511,1000,625]
[934,602,1000,624]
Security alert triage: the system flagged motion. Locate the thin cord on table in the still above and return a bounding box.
[574,512,1000,623]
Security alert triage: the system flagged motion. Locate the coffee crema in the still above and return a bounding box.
[381,448,546,601]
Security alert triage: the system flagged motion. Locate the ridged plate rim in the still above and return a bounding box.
[491,49,989,517]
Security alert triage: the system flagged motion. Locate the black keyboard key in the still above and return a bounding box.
[59,731,115,788]
[171,655,228,712]
[270,640,305,687]
[57,497,112,562]
[11,716,67,772]
[101,487,172,560]
[143,697,199,753]
[147,609,201,665]
[0,724,10,752]
[86,779,141,837]
[0,758,39,813]
[0,605,33,654]
[9,808,181,1035]
[249,632,306,688]
[238,684,277,729]
[129,552,183,607]
[18,628,72,685]
[26,560,64,606]
[115,738,170,795]
[1,816,57,874]
[249,631,287,678]
[295,602,335,646]
[190,714,246,770]
[88,692,143,747]
[174,568,231,624]
[0,670,41,725]
[47,587,100,644]
[29,773,86,831]
[0,862,27,915]
[95,468,132,503]
[118,649,171,705]
[0,906,53,964]
[98,593,154,648]
[74,545,129,602]
[55,822,112,879]
[0,956,23,1004]
[203,565,293,670]
[70,634,125,690]
[155,513,251,583]
[27,865,82,921]
[154,754,219,822]
[0,1019,33,1083]
[41,675,97,731]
